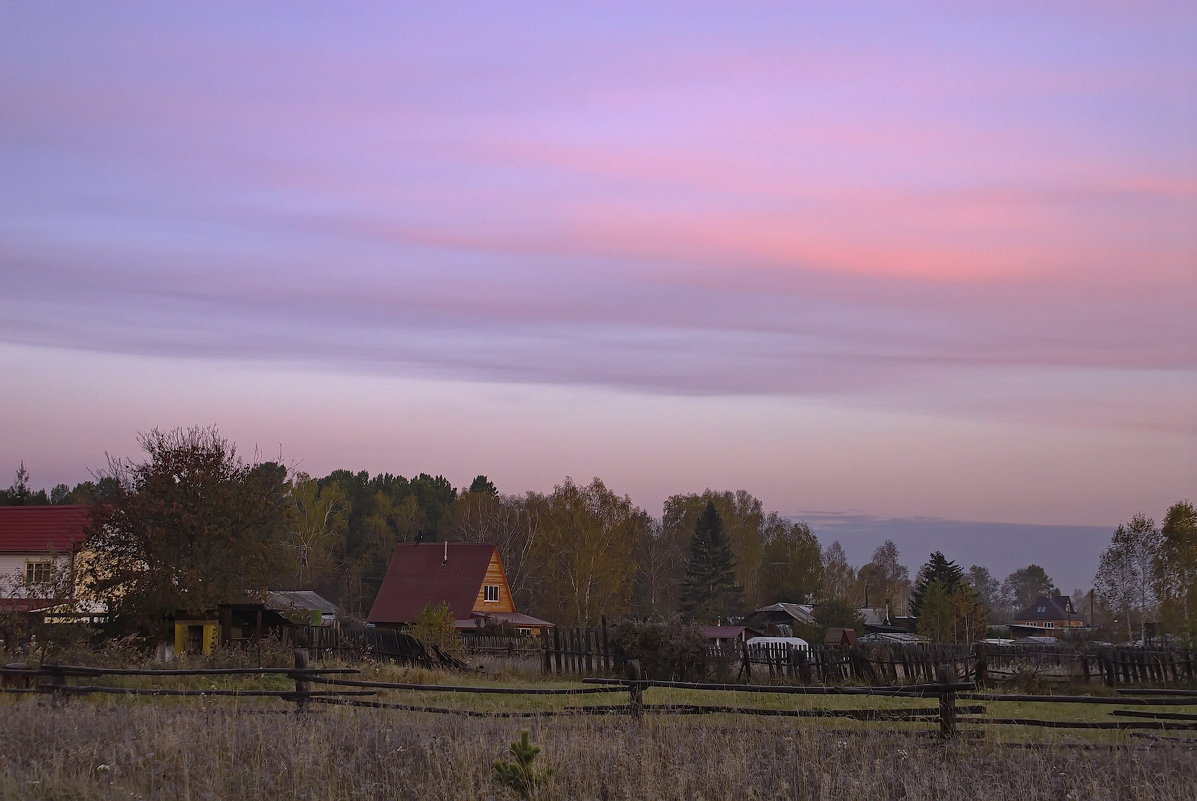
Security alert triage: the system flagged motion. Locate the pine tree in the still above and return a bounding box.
[493,731,552,800]
[679,501,741,623]
[911,551,965,618]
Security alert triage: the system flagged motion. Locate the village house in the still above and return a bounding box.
[740,602,816,637]
[367,541,552,635]
[1012,593,1086,637]
[0,505,94,617]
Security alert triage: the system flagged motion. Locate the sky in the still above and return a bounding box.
[2,1,1195,592]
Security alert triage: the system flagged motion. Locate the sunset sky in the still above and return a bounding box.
[2,1,1194,591]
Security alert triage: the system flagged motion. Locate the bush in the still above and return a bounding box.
[610,619,711,681]
[411,602,463,658]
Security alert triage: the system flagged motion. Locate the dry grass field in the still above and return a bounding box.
[1,692,1195,801]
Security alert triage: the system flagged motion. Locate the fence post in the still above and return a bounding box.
[601,616,611,674]
[553,626,563,675]
[292,648,310,713]
[42,659,66,705]
[936,662,957,740]
[626,659,643,720]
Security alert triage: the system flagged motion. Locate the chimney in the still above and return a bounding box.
[442,540,448,565]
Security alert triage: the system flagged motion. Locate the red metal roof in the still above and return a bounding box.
[0,505,90,553]
[367,542,501,624]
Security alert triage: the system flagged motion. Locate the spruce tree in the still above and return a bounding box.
[911,551,964,618]
[679,500,742,623]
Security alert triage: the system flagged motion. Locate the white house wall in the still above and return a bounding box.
[0,552,73,597]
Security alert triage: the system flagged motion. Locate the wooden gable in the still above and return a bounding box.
[471,549,515,614]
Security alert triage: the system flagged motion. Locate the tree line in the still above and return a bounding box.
[2,428,1194,645]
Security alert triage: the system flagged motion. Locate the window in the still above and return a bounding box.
[1043,621,1054,628]
[483,585,500,603]
[25,560,52,585]
[1036,606,1046,613]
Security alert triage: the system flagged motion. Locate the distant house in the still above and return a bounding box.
[824,627,858,646]
[368,542,552,635]
[1012,594,1085,635]
[701,625,746,654]
[0,505,92,615]
[741,602,816,637]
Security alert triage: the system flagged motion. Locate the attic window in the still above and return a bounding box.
[1036,606,1046,613]
[483,585,499,603]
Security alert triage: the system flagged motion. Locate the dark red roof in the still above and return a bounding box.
[1015,595,1078,622]
[367,542,500,624]
[0,505,90,553]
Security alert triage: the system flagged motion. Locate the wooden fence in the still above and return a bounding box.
[281,625,469,669]
[4,652,1196,740]
[541,628,1197,689]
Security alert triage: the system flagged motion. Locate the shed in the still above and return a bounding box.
[824,627,858,646]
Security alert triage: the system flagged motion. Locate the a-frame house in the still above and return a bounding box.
[367,541,552,635]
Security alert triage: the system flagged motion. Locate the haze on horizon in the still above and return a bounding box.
[2,2,1194,592]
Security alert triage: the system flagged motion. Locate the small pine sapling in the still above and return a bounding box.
[492,730,552,799]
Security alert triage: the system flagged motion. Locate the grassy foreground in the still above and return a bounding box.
[1,694,1195,801]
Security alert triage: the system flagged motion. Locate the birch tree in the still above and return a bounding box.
[1095,513,1160,643]
[528,478,646,624]
[1156,500,1197,642]
[283,474,348,588]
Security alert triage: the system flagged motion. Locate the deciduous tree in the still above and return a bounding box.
[965,565,1003,619]
[1002,565,1057,614]
[84,426,290,635]
[282,473,348,589]
[442,489,541,612]
[1155,500,1197,643]
[820,541,856,603]
[856,540,910,615]
[758,514,822,603]
[527,477,645,624]
[1095,513,1160,643]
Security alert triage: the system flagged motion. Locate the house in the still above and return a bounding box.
[0,505,91,614]
[701,624,746,654]
[740,602,816,637]
[367,541,552,635]
[824,627,858,646]
[858,606,916,635]
[1012,594,1085,636]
